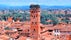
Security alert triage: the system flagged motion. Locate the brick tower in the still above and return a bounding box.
[30,4,40,40]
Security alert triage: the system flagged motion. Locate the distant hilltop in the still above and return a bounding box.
[0,5,71,10]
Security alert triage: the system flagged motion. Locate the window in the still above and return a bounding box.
[28,29,29,32]
[32,22,37,25]
[49,33,52,35]
[54,29,60,32]
[33,29,36,32]
[53,29,60,36]
[33,16,36,18]
[31,11,37,13]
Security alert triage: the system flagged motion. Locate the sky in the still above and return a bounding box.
[0,0,71,6]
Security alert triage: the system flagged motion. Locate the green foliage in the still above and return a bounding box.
[41,13,59,25]
[0,11,70,24]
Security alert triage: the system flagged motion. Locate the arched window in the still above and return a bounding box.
[32,22,37,25]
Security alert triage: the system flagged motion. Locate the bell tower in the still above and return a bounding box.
[30,4,40,40]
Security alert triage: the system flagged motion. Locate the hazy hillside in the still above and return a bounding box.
[0,5,71,10]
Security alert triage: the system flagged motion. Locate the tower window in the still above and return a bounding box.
[33,16,36,18]
[31,15,37,19]
[31,11,37,13]
[32,22,37,24]
[33,29,36,32]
